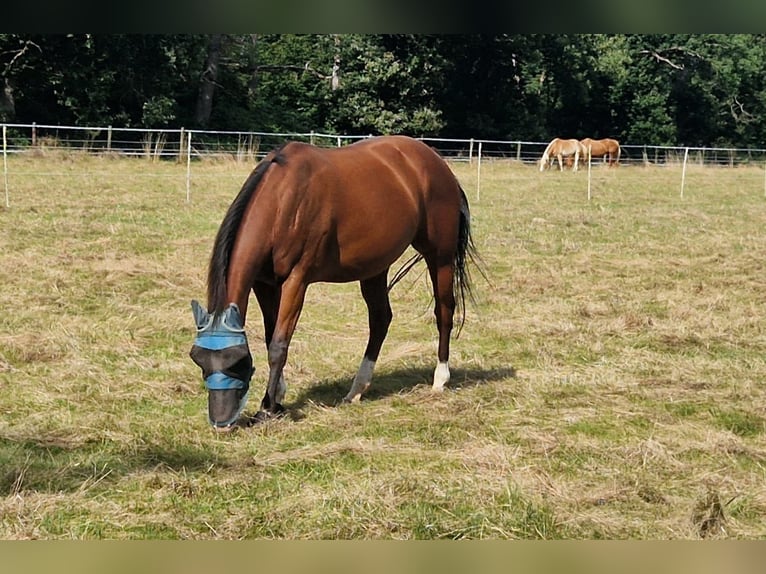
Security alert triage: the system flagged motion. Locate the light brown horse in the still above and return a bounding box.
[190,135,480,429]
[539,138,587,172]
[580,138,621,166]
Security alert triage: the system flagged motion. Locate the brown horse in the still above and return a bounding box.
[580,138,621,166]
[190,135,479,430]
[539,138,587,172]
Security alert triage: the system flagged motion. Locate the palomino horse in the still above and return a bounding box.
[539,138,587,172]
[580,138,621,166]
[190,135,479,430]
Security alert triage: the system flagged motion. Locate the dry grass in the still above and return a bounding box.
[1,154,765,539]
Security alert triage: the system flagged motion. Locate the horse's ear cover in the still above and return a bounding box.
[191,299,211,330]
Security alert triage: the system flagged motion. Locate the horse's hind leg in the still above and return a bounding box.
[344,271,392,403]
[426,256,456,392]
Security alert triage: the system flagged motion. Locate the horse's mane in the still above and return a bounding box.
[207,145,288,317]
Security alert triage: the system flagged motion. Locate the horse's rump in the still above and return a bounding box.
[580,138,621,164]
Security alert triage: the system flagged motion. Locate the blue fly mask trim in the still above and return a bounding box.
[190,300,253,426]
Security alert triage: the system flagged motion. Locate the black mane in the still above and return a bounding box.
[207,145,287,316]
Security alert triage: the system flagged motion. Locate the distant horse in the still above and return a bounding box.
[580,138,621,166]
[539,138,587,172]
[190,135,479,430]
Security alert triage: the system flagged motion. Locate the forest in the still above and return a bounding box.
[2,34,766,147]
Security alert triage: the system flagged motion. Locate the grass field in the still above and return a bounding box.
[1,152,765,539]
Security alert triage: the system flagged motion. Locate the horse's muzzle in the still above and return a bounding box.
[208,387,249,429]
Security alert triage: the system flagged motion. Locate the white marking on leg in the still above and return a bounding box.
[432,361,450,392]
[344,357,376,403]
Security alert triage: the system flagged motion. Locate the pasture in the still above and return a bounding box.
[1,153,765,539]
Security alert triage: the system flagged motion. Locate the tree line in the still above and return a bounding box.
[2,34,766,147]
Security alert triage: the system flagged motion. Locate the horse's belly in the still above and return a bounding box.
[321,233,414,283]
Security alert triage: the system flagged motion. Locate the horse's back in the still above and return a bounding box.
[272,136,461,217]
[251,136,463,283]
[552,138,582,155]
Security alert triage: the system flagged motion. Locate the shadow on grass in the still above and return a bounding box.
[288,364,517,412]
[0,433,225,496]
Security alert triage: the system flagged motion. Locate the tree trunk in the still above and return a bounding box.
[0,78,15,120]
[195,34,223,127]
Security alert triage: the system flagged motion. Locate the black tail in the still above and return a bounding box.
[453,186,482,335]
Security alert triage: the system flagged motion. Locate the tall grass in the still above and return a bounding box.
[1,155,765,539]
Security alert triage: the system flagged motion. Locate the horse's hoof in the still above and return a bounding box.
[246,406,287,426]
[247,411,270,425]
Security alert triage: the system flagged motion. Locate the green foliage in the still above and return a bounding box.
[3,34,766,145]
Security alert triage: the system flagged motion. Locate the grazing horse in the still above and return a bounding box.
[580,138,621,166]
[190,135,479,430]
[539,138,587,172]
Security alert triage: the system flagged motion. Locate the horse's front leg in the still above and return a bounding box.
[253,275,307,421]
[252,282,286,418]
[344,271,392,403]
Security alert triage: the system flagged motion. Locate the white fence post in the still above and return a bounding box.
[186,130,192,203]
[476,141,482,201]
[681,147,689,198]
[3,124,9,208]
[588,145,593,201]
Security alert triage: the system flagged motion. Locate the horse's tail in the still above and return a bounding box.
[454,185,482,335]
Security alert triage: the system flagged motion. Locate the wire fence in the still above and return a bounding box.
[5,122,766,164]
[3,122,766,207]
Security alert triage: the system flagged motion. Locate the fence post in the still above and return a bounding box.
[476,141,482,201]
[31,122,36,147]
[468,138,474,165]
[516,141,521,162]
[680,147,689,198]
[588,145,593,201]
[3,124,9,208]
[179,127,185,163]
[186,131,192,203]
[107,125,112,153]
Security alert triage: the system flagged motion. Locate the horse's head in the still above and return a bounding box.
[189,300,253,430]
